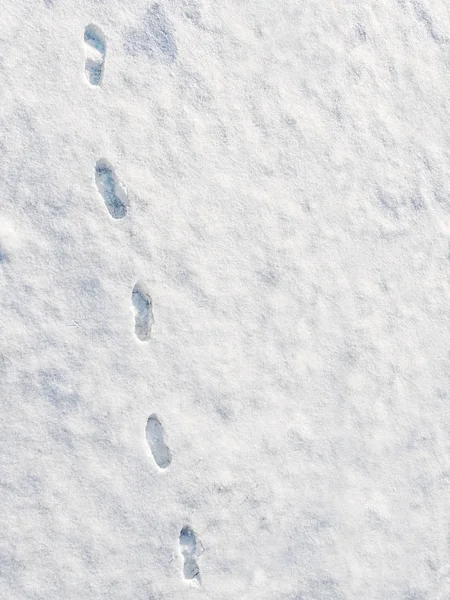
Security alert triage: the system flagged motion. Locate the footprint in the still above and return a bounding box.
[179,526,203,582]
[95,159,128,219]
[146,414,172,469]
[132,282,154,341]
[84,24,106,85]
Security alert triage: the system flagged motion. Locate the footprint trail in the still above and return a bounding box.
[95,159,128,219]
[179,526,203,582]
[84,24,106,85]
[132,282,154,341]
[146,414,172,469]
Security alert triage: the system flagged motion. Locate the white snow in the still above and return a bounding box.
[1,0,450,598]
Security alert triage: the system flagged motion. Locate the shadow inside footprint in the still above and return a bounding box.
[95,159,127,219]
[179,526,203,582]
[132,282,154,341]
[84,24,106,85]
[146,414,172,469]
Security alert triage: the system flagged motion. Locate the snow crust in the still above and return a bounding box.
[1,0,450,598]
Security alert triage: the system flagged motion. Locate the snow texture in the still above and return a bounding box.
[1,0,450,599]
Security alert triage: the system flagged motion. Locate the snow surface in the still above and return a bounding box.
[1,0,450,598]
